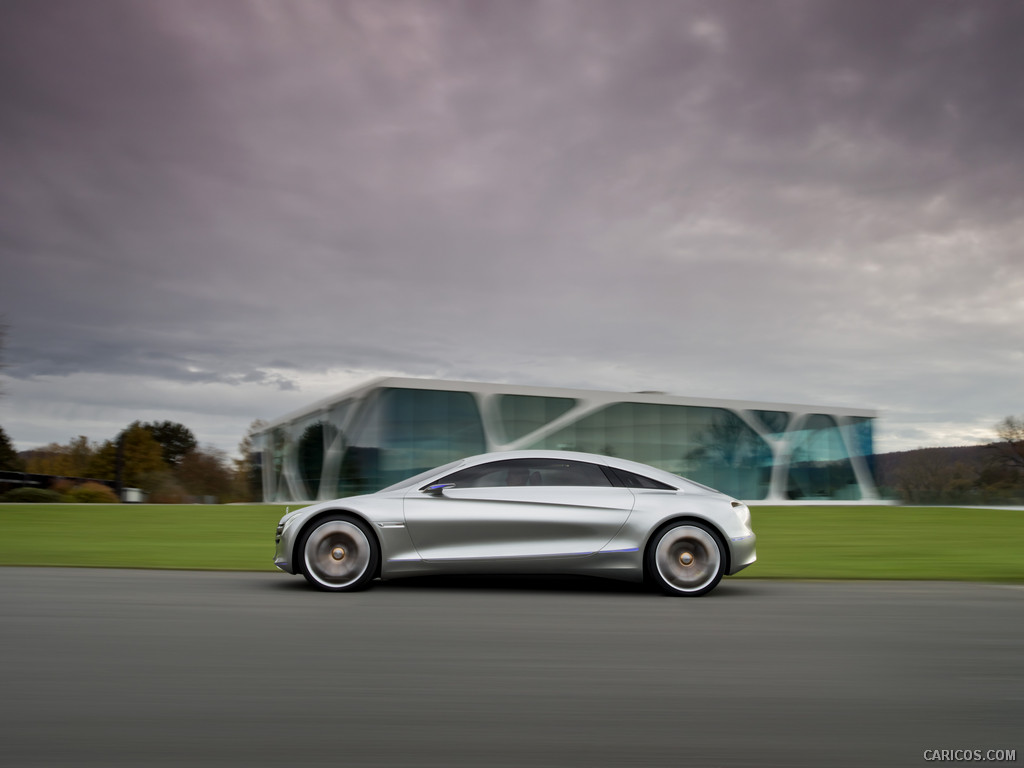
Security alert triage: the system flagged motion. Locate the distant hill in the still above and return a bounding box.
[874,445,990,482]
[873,443,1023,504]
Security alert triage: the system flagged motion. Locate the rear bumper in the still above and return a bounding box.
[727,532,757,575]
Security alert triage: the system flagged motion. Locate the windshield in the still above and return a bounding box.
[378,458,467,493]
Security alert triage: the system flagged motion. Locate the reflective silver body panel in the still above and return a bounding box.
[403,486,635,560]
[274,450,756,587]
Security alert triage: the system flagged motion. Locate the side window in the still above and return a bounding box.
[609,467,676,490]
[436,462,519,488]
[434,459,613,489]
[533,459,611,487]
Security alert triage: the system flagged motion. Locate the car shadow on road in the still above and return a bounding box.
[268,572,757,597]
[377,573,648,595]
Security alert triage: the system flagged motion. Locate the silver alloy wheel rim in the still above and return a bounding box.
[304,520,371,589]
[654,525,721,593]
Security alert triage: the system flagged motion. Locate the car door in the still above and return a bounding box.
[403,458,634,561]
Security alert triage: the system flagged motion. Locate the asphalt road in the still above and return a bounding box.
[2,569,1021,768]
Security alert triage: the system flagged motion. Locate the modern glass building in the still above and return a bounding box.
[256,378,879,503]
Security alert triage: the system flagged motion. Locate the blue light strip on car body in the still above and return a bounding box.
[389,548,639,563]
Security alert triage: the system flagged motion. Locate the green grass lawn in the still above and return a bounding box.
[737,506,1024,582]
[0,503,1021,581]
[0,504,289,572]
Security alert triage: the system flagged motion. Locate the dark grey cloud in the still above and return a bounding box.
[1,0,1022,453]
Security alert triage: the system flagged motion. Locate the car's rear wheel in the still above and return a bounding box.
[646,522,724,597]
[298,515,379,592]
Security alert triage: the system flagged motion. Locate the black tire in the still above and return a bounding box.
[298,514,379,592]
[645,521,725,597]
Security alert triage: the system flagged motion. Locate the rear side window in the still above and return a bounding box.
[435,458,613,488]
[607,467,676,490]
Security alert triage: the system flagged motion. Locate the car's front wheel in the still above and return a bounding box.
[298,515,379,592]
[646,522,724,597]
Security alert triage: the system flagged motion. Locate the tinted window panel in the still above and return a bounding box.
[529,402,772,499]
[337,388,486,495]
[498,395,576,442]
[751,409,790,436]
[297,420,335,499]
[610,467,676,490]
[437,458,613,489]
[786,414,861,500]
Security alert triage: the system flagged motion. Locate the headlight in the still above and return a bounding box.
[276,511,301,542]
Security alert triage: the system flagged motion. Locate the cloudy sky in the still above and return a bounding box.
[2,0,1022,458]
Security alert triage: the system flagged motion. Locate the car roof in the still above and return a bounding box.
[450,449,709,493]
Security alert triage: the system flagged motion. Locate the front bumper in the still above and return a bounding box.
[274,519,296,574]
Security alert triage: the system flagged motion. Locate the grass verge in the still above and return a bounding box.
[0,504,1020,581]
[736,506,1024,582]
[0,504,289,571]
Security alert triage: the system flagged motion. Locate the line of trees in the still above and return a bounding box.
[0,420,265,503]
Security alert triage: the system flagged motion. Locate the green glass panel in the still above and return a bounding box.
[845,415,876,489]
[751,409,790,436]
[845,416,873,457]
[498,395,576,442]
[296,420,337,500]
[786,414,861,500]
[336,388,486,496]
[528,402,772,499]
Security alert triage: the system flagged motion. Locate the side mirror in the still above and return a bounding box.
[421,483,455,497]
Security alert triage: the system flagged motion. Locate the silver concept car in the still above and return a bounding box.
[273,450,756,596]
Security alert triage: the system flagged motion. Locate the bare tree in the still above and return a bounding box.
[993,415,1024,471]
[234,419,267,502]
[177,446,234,501]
